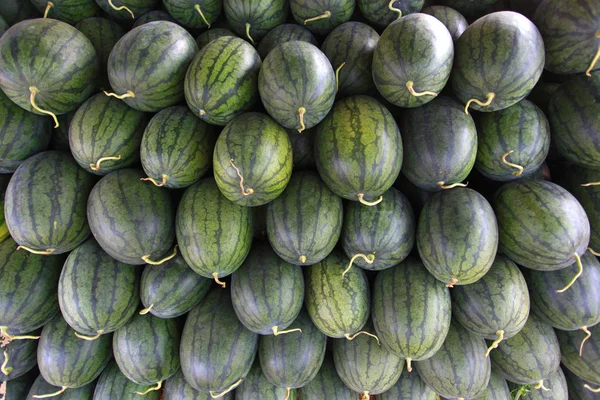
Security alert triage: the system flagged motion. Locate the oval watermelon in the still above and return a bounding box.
[95,0,159,20]
[237,359,295,400]
[27,374,96,399]
[163,0,222,29]
[223,0,288,44]
[563,165,600,251]
[298,355,355,400]
[30,0,99,24]
[164,368,234,400]
[557,324,600,385]
[358,0,423,28]
[374,368,437,400]
[422,5,468,42]
[93,360,161,400]
[290,0,354,35]
[0,329,39,381]
[257,24,317,59]
[196,28,235,49]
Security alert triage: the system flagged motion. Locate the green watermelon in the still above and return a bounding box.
[165,369,234,400]
[180,288,258,395]
[422,5,468,42]
[132,10,177,27]
[94,0,159,20]
[534,0,600,76]
[373,13,454,108]
[471,371,511,400]
[231,242,304,335]
[196,27,235,49]
[0,19,98,128]
[415,321,491,399]
[372,257,451,371]
[400,96,477,190]
[563,165,600,251]
[0,329,39,381]
[140,106,217,189]
[374,368,437,400]
[258,41,336,132]
[69,93,149,175]
[288,127,316,171]
[87,169,175,265]
[438,0,498,16]
[290,0,354,35]
[106,21,197,112]
[563,367,600,400]
[237,359,296,400]
[510,368,568,400]
[358,0,423,27]
[321,21,380,97]
[223,0,288,43]
[548,73,600,168]
[258,24,318,59]
[93,361,161,400]
[30,0,99,24]
[27,375,96,399]
[37,314,111,392]
[0,87,52,173]
[314,95,402,204]
[557,324,600,384]
[5,151,96,255]
[58,239,140,339]
[4,368,37,400]
[452,11,545,113]
[266,170,343,266]
[304,250,370,338]
[0,0,39,25]
[184,36,261,126]
[163,0,221,28]
[298,355,356,400]
[213,112,293,207]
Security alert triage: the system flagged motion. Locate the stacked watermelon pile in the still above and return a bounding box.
[0,0,599,399]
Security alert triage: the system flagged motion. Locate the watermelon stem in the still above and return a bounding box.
[437,181,468,190]
[556,253,583,293]
[194,4,211,28]
[272,326,303,335]
[74,330,104,341]
[585,31,600,77]
[359,390,370,400]
[141,174,168,187]
[15,245,55,255]
[584,384,600,392]
[134,381,162,395]
[139,304,154,315]
[405,81,438,98]
[342,253,375,279]
[580,326,592,356]
[43,2,54,18]
[0,326,40,341]
[534,380,549,391]
[213,272,226,288]
[484,330,504,357]
[245,23,255,45]
[335,63,346,92]
[501,151,524,176]
[445,277,459,287]
[388,0,402,19]
[107,0,135,19]
[464,92,495,115]
[89,155,122,171]
[299,255,307,264]
[357,193,383,206]
[406,357,413,372]
[1,349,13,376]
[142,245,178,265]
[581,182,600,187]
[587,247,600,256]
[304,10,331,25]
[103,90,135,100]
[298,107,307,133]
[210,378,243,398]
[32,387,68,398]
[344,331,381,345]
[229,159,254,196]
[29,87,59,128]
[284,387,291,400]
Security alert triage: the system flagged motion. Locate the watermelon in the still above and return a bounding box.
[422,5,468,41]
[196,27,235,49]
[372,13,454,108]
[176,178,253,284]
[372,257,451,371]
[452,11,545,113]
[69,93,150,175]
[288,127,316,171]
[557,324,600,384]
[58,239,140,339]
[27,375,96,399]
[564,367,600,400]
[534,0,600,76]
[237,359,296,400]
[213,112,293,207]
[321,22,380,97]
[30,0,99,24]
[37,314,111,393]
[314,95,402,204]
[438,0,498,16]
[0,19,98,128]
[490,315,561,386]
[258,24,318,59]
[258,41,336,132]
[0,1,39,25]
[358,0,423,27]
[563,165,600,251]
[132,10,177,27]
[184,36,261,126]
[0,87,52,174]
[471,371,511,400]
[231,242,304,335]
[374,368,437,400]
[140,106,217,189]
[452,255,530,355]
[548,73,600,168]
[290,0,354,35]
[165,369,234,400]
[333,319,403,397]
[163,0,221,28]
[298,355,356,400]
[266,170,343,266]
[106,21,198,112]
[140,255,211,319]
[5,368,38,400]
[304,249,370,338]
[95,0,159,20]
[509,368,568,400]
[224,0,287,44]
[0,329,39,381]
[5,151,96,255]
[400,96,477,190]
[93,360,161,400]
[180,288,258,395]
[415,320,491,399]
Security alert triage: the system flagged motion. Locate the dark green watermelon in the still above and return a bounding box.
[0,19,98,127]
[258,24,317,59]
[469,370,511,400]
[422,5,468,42]
[163,0,221,28]
[290,0,354,35]
[0,0,39,25]
[358,0,423,27]
[557,324,600,384]
[5,151,96,254]
[107,21,197,112]
[417,187,498,286]
[176,178,253,283]
[415,321,491,399]
[94,0,159,20]
[180,288,258,395]
[314,95,402,204]
[58,239,140,338]
[373,13,454,108]
[93,360,161,400]
[0,329,39,381]
[304,250,370,338]
[165,369,234,400]
[288,127,316,171]
[132,10,177,27]
[223,0,288,44]
[374,367,437,400]
[563,165,600,251]
[184,36,261,126]
[37,314,111,391]
[452,11,545,113]
[27,374,95,399]
[266,170,343,266]
[231,242,304,335]
[213,112,293,207]
[439,0,498,16]
[400,96,477,190]
[30,0,99,24]
[87,168,175,265]
[0,238,63,336]
[237,359,295,400]
[372,257,451,370]
[258,41,336,132]
[509,367,568,400]
[4,368,38,400]
[140,106,217,189]
[0,87,52,173]
[564,367,600,400]
[492,179,590,272]
[321,22,380,97]
[298,355,355,400]
[534,0,600,75]
[195,27,235,49]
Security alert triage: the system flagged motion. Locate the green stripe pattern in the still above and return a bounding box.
[31,0,99,24]
[93,361,161,400]
[258,24,317,59]
[163,0,222,28]
[223,0,288,42]
[375,368,437,400]
[422,5,468,42]
[95,0,159,21]
[28,375,96,399]
[298,356,355,400]
[290,0,354,35]
[196,28,235,49]
[563,165,600,250]
[237,359,296,400]
[0,329,39,381]
[164,369,234,400]
[470,371,510,400]
[359,0,423,27]
[557,324,600,384]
